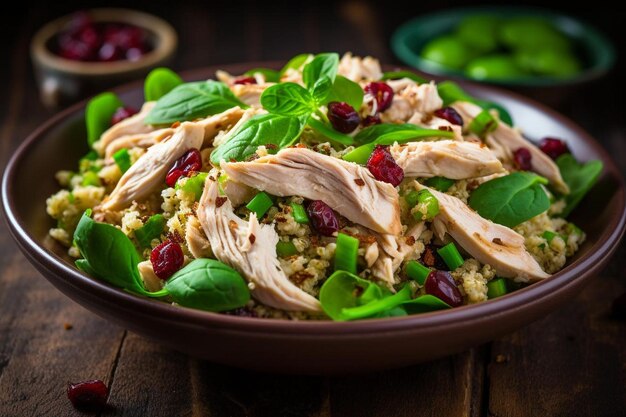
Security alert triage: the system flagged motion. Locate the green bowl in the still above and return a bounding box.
[390,6,615,87]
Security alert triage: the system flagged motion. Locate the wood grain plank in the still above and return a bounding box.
[487,243,626,417]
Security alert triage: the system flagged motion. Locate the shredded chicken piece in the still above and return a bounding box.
[185,216,213,259]
[338,52,383,82]
[94,101,156,155]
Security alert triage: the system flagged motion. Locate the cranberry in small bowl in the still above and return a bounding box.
[31,8,177,108]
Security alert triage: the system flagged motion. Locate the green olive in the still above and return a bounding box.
[421,36,474,70]
[465,55,526,80]
[514,49,581,77]
[456,15,500,54]
[499,17,571,52]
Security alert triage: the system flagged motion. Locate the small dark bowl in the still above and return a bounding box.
[2,63,625,375]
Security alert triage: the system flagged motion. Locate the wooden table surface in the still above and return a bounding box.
[1,3,625,416]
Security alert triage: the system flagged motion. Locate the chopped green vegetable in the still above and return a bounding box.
[86,92,123,147]
[406,261,431,285]
[112,148,131,173]
[246,192,274,218]
[469,109,498,136]
[425,176,455,192]
[290,203,309,224]
[487,277,508,299]
[334,233,359,274]
[437,242,464,271]
[413,189,439,221]
[319,271,389,321]
[340,285,412,320]
[144,67,183,101]
[469,172,550,228]
[134,214,166,248]
[541,230,562,243]
[276,240,298,257]
[177,172,208,200]
[556,154,603,217]
[81,171,101,187]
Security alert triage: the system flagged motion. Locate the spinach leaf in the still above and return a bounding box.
[319,271,389,321]
[307,116,354,146]
[556,154,603,217]
[381,70,427,84]
[302,53,339,89]
[468,172,550,228]
[145,80,248,125]
[244,67,280,82]
[340,285,412,320]
[210,114,304,164]
[144,67,183,101]
[353,123,439,145]
[401,295,450,314]
[324,75,364,110]
[437,81,513,126]
[164,258,250,312]
[86,92,123,147]
[260,82,315,116]
[279,53,313,76]
[73,210,147,294]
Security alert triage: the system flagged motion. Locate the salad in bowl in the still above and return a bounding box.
[45,52,602,321]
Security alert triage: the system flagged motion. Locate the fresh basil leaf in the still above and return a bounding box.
[556,154,603,217]
[86,92,123,147]
[144,67,183,101]
[311,76,333,104]
[437,81,513,125]
[164,258,250,312]
[307,117,354,146]
[210,114,304,164]
[244,67,280,82]
[381,70,427,84]
[469,172,551,228]
[302,53,339,89]
[279,53,313,76]
[260,82,314,116]
[354,123,431,145]
[75,259,98,277]
[74,210,147,294]
[325,75,364,110]
[145,80,248,125]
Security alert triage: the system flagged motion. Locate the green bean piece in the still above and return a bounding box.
[406,261,431,285]
[487,277,508,299]
[334,233,360,274]
[437,242,464,271]
[246,192,274,218]
[290,203,310,224]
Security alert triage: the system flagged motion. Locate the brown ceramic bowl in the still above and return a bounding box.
[2,63,625,375]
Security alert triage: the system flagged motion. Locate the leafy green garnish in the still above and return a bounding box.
[556,154,603,217]
[164,259,250,312]
[302,52,339,89]
[260,82,315,116]
[86,92,123,147]
[145,81,248,125]
[144,67,183,101]
[244,67,280,82]
[177,172,208,201]
[279,53,313,76]
[469,172,550,228]
[307,116,354,146]
[73,210,148,295]
[325,75,364,110]
[134,214,166,248]
[210,114,304,164]
[381,70,427,84]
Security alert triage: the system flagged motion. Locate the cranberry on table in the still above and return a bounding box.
[165,149,202,187]
[364,82,394,112]
[367,145,404,187]
[151,240,184,280]
[513,147,532,171]
[307,200,339,236]
[233,76,257,85]
[362,114,381,127]
[434,107,464,127]
[110,106,138,125]
[425,270,463,307]
[327,101,360,133]
[67,379,108,411]
[539,137,570,160]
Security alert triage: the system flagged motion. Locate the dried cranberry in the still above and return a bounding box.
[151,240,184,280]
[104,25,144,50]
[513,147,532,171]
[126,47,146,61]
[539,137,570,160]
[98,42,123,62]
[364,82,394,112]
[67,379,108,411]
[425,270,463,307]
[166,149,202,187]
[327,102,360,133]
[434,107,464,127]
[362,114,381,127]
[367,145,404,187]
[306,200,339,236]
[111,106,138,125]
[233,76,257,85]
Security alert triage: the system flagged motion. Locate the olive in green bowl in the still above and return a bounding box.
[391,7,615,87]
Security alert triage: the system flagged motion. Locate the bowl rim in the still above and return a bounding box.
[390,5,616,87]
[2,62,625,336]
[30,8,178,76]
